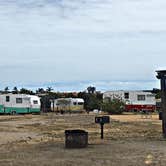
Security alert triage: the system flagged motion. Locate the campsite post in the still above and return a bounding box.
[95,116,110,139]
[156,70,166,138]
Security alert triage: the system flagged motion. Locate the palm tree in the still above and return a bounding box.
[46,87,53,93]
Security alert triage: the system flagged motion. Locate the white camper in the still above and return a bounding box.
[103,90,156,112]
[51,98,84,113]
[0,94,41,114]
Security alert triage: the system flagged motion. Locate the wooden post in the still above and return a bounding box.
[156,70,166,138]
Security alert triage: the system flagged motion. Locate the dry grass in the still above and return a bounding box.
[0,113,165,166]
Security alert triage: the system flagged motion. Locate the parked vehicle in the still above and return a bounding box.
[51,98,84,113]
[103,90,156,112]
[0,94,41,114]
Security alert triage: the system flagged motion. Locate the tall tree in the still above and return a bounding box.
[87,86,96,94]
[46,87,53,93]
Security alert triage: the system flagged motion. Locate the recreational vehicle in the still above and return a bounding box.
[0,94,41,114]
[51,98,84,113]
[103,91,156,112]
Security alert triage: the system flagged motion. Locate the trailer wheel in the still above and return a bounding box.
[11,111,16,115]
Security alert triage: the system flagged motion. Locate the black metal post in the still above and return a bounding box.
[95,116,110,139]
[100,123,104,139]
[156,70,166,138]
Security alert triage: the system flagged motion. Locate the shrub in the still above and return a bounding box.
[102,99,125,114]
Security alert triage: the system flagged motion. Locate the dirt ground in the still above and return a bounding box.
[0,113,165,166]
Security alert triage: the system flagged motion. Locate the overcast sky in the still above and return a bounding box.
[0,0,165,91]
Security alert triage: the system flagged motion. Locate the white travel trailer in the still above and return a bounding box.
[51,98,84,113]
[0,94,41,114]
[103,90,156,112]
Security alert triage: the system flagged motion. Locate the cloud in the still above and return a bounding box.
[0,0,165,90]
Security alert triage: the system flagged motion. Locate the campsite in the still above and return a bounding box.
[0,113,165,166]
[1,1,166,165]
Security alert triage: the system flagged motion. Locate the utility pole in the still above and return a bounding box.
[156,70,166,138]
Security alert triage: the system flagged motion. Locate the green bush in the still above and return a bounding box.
[102,99,125,114]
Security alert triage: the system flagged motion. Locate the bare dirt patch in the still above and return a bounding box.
[0,113,165,166]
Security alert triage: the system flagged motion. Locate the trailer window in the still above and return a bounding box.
[137,95,145,101]
[124,93,129,99]
[147,94,155,97]
[6,96,10,102]
[16,98,22,104]
[78,102,83,105]
[33,100,38,104]
[73,102,77,105]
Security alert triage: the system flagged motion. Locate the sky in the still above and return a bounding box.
[0,0,165,91]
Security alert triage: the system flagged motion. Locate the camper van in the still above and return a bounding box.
[51,98,84,113]
[103,90,156,112]
[0,94,41,114]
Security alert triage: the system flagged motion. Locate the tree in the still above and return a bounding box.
[152,88,161,99]
[86,95,101,111]
[78,92,102,111]
[36,88,45,94]
[87,86,96,94]
[46,87,53,93]
[4,87,9,93]
[155,91,161,99]
[19,88,34,95]
[40,95,52,112]
[12,87,19,94]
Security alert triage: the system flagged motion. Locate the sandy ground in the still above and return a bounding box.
[0,113,165,166]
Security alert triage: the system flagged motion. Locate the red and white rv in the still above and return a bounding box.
[103,90,156,112]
